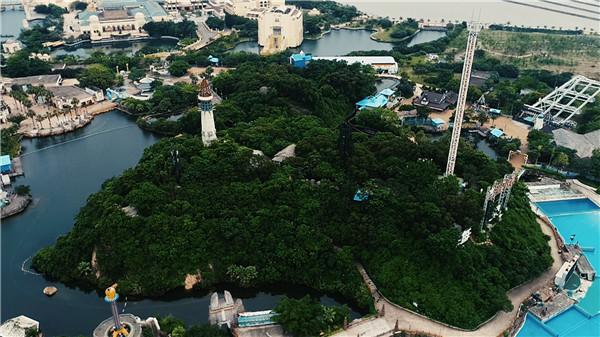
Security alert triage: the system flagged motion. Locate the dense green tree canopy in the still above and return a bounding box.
[143,21,197,39]
[77,64,117,89]
[3,51,52,78]
[168,60,191,77]
[33,56,551,329]
[274,296,349,337]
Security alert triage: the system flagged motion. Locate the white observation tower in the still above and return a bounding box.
[198,78,217,145]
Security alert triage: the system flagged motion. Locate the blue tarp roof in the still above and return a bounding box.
[356,94,388,109]
[489,108,501,114]
[490,128,504,138]
[431,118,445,126]
[0,155,11,166]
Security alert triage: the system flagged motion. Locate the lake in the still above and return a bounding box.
[0,10,25,42]
[50,39,179,59]
[233,29,393,55]
[0,112,360,335]
[407,30,446,47]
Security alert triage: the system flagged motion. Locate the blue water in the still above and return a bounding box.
[517,198,600,337]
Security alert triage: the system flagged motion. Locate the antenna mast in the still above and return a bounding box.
[445,21,481,176]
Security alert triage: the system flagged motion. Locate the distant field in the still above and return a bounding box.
[477,30,600,78]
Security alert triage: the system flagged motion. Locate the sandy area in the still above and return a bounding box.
[187,67,233,77]
[484,116,531,150]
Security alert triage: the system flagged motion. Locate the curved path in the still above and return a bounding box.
[339,217,563,337]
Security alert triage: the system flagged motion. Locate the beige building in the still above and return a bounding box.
[2,74,63,93]
[258,5,302,55]
[77,0,169,41]
[223,0,283,18]
[162,0,206,11]
[48,86,105,109]
[1,39,23,55]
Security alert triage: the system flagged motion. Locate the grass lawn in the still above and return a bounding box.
[476,30,600,78]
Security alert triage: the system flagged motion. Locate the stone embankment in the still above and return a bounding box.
[1,194,31,219]
[21,101,117,138]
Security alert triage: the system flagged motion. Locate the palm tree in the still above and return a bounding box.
[46,111,53,128]
[36,115,45,129]
[27,109,36,129]
[71,98,79,120]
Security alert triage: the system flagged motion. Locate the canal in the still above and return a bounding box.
[0,112,359,335]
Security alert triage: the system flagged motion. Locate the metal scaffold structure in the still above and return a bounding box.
[480,172,518,231]
[445,21,481,176]
[522,75,600,126]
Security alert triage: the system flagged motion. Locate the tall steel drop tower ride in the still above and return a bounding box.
[445,22,481,176]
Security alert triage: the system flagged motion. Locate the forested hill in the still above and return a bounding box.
[33,56,551,329]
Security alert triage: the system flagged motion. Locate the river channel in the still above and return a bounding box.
[0,112,359,335]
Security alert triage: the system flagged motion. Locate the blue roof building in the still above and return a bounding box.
[356,88,395,110]
[0,155,11,174]
[356,94,388,110]
[289,52,312,68]
[490,128,504,138]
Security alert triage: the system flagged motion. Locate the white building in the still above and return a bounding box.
[48,86,104,109]
[2,74,63,92]
[162,0,206,12]
[1,39,23,55]
[198,78,217,145]
[258,5,303,55]
[77,0,170,41]
[223,0,283,18]
[312,56,399,74]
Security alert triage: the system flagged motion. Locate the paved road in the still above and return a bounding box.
[185,18,221,50]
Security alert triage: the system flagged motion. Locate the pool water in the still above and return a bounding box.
[517,198,600,337]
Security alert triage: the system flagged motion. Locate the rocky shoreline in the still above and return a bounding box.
[22,116,93,138]
[1,194,32,219]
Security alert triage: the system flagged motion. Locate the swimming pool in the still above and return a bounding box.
[517,198,600,337]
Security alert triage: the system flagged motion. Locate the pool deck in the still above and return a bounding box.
[529,292,575,322]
